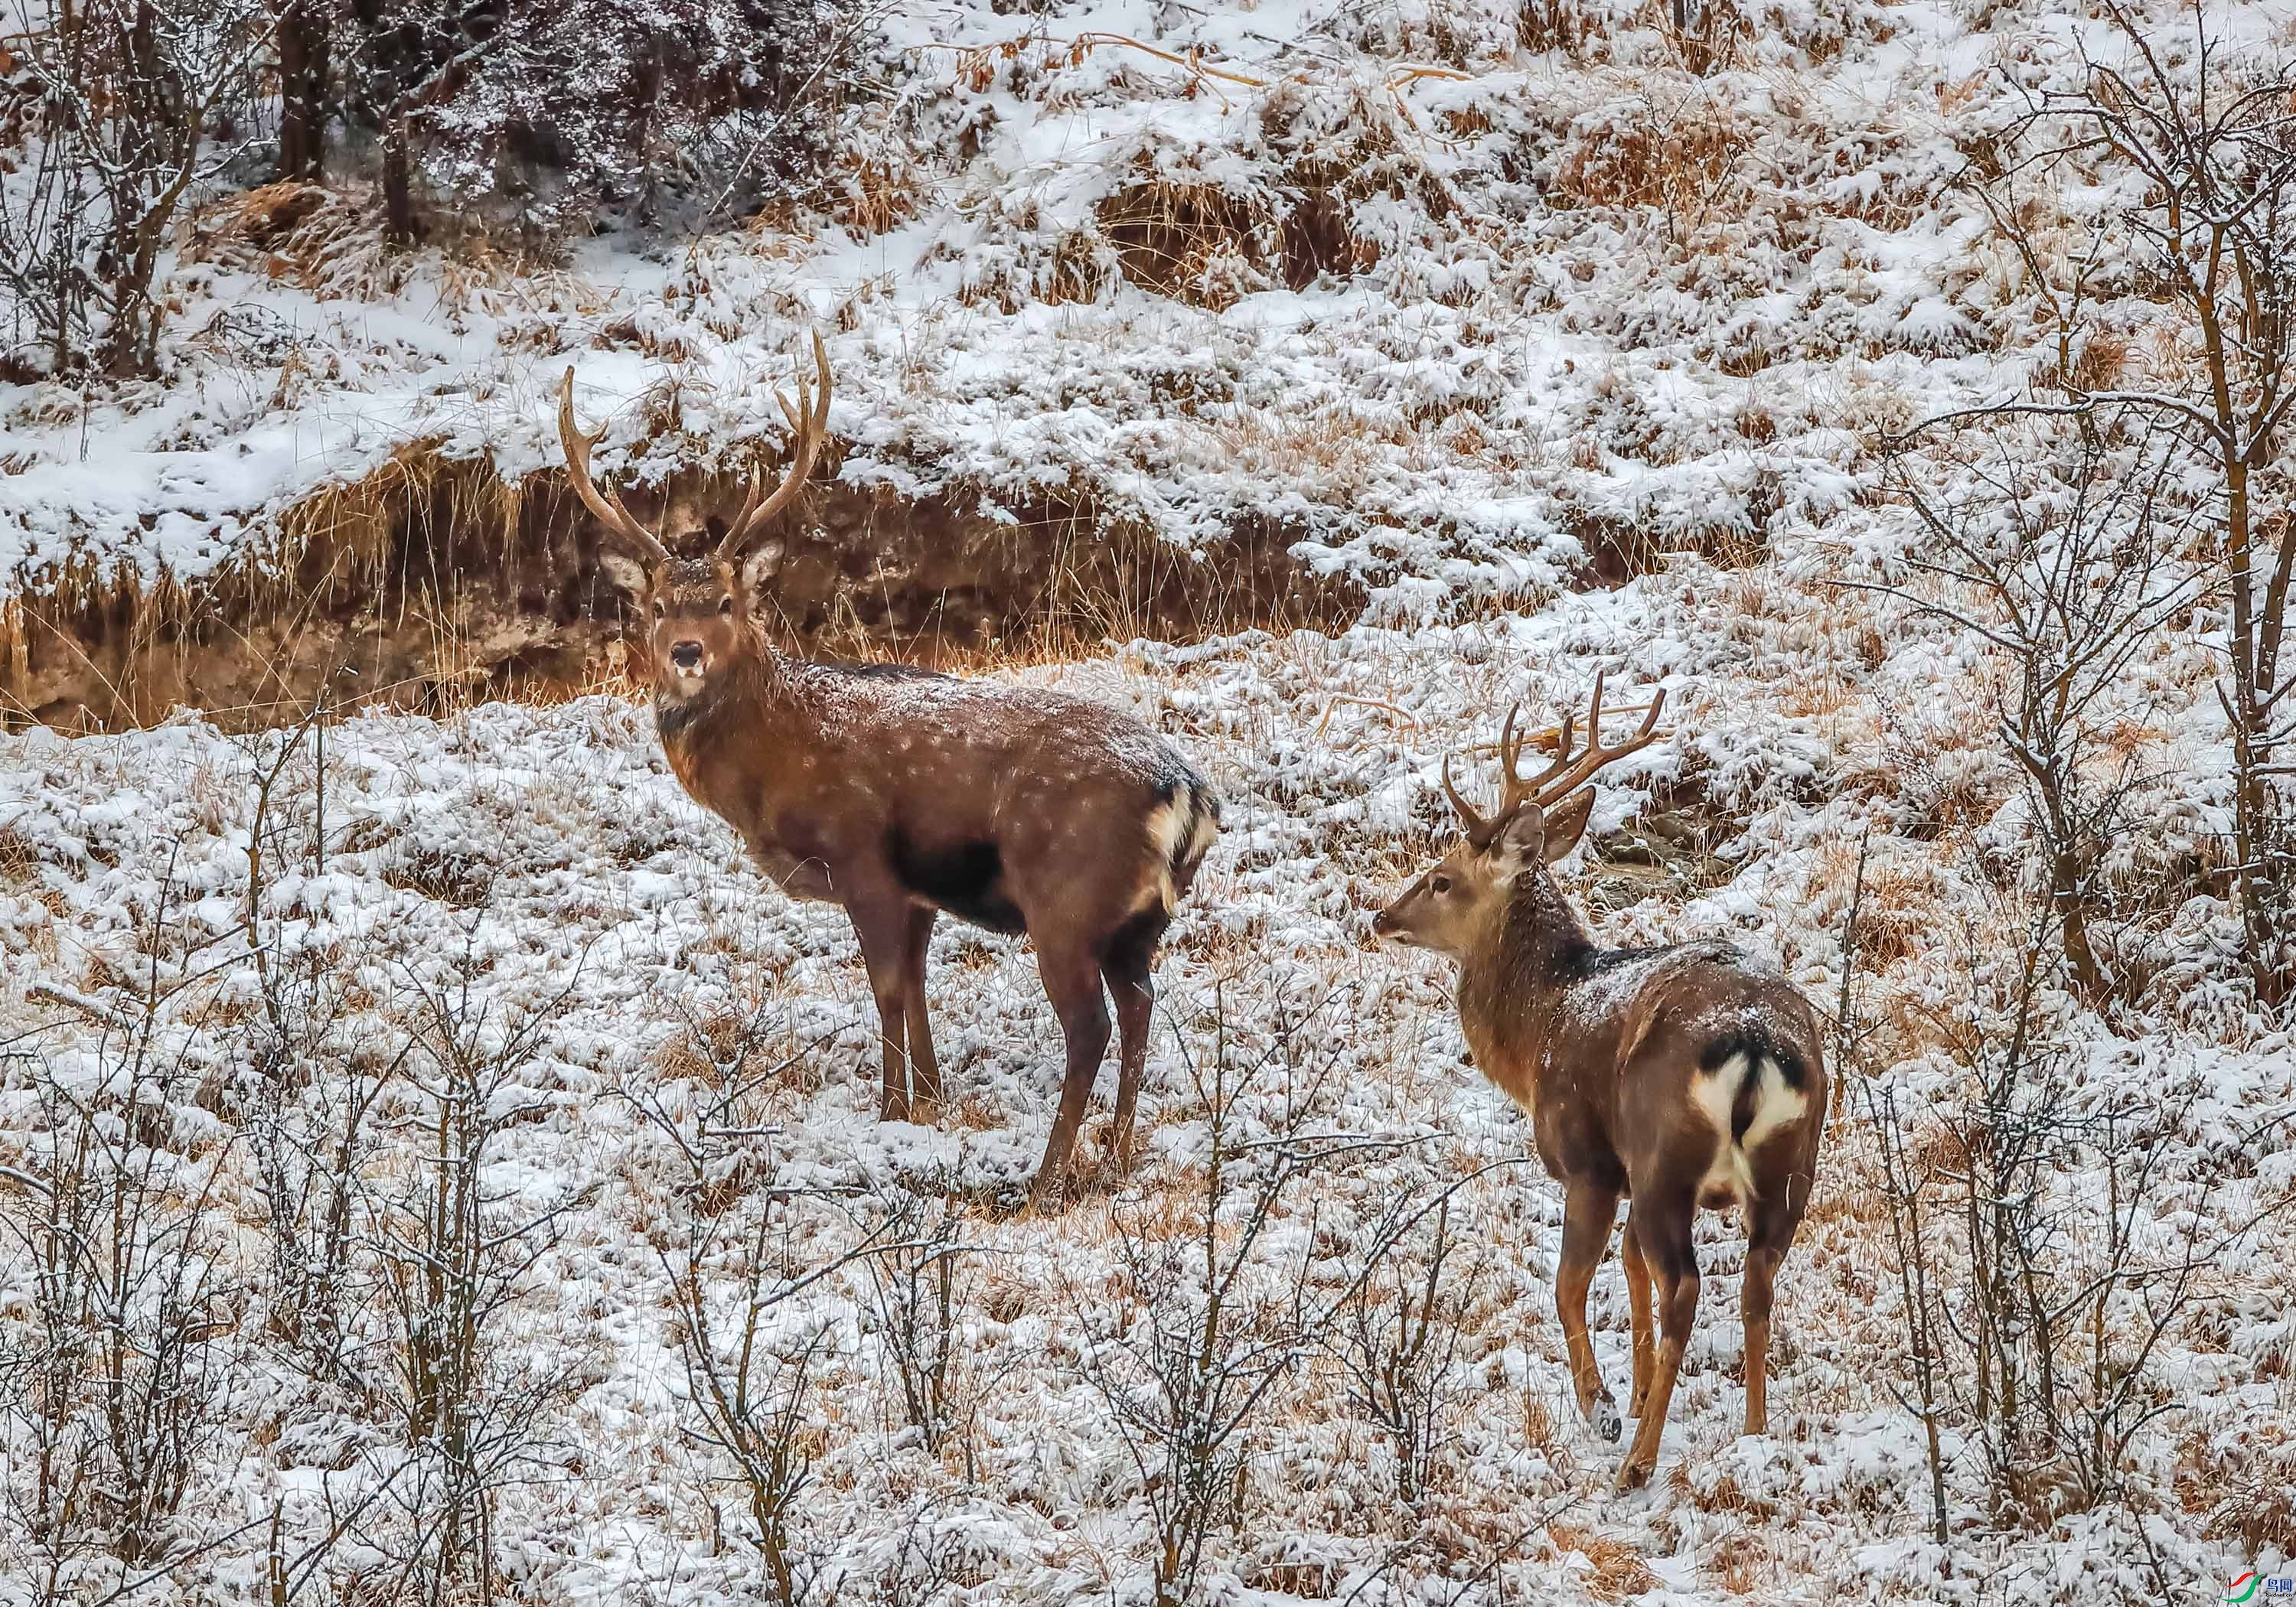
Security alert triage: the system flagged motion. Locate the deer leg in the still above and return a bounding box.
[1741,1182,1805,1439]
[850,901,913,1123]
[1556,1179,1622,1444]
[1621,1207,1656,1419]
[1102,915,1163,1175]
[901,905,942,1114]
[1617,1190,1699,1492]
[1741,1242,1780,1439]
[1026,943,1112,1208]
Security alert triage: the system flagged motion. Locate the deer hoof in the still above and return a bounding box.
[1590,1397,1623,1443]
[1613,1455,1653,1494]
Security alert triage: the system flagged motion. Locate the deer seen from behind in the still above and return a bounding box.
[1372,674,1825,1491]
[558,339,1220,1205]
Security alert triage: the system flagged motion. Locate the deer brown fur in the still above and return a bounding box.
[1374,674,1825,1491]
[559,342,1220,1204]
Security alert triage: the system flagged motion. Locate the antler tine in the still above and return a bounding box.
[1530,670,1671,807]
[1491,702,1534,820]
[1513,700,1579,800]
[718,331,834,562]
[557,368,671,566]
[1440,748,1492,843]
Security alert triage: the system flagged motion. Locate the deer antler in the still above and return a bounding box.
[1442,671,1668,846]
[558,369,672,567]
[718,331,833,562]
[1440,701,1517,846]
[1521,670,1668,809]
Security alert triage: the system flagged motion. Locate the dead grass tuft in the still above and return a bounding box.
[1552,93,1750,235]
[1708,1528,1766,1593]
[192,181,393,301]
[1095,174,1274,309]
[2189,1426,2296,1557]
[1548,1523,1659,1601]
[0,823,38,887]
[1517,0,1592,55]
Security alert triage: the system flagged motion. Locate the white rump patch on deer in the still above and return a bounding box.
[1140,784,1189,914]
[1690,1051,1809,1207]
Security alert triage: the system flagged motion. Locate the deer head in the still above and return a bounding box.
[557,334,833,700]
[1373,672,1666,958]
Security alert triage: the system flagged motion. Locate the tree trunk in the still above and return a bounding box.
[2053,854,2109,1006]
[382,108,418,245]
[2223,459,2291,1009]
[277,0,329,182]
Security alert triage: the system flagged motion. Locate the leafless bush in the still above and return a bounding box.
[243,976,395,1400]
[631,1009,899,1605]
[0,0,272,376]
[1843,850,2296,1553]
[358,948,598,1602]
[1329,1188,1488,1517]
[236,689,396,1400]
[1072,982,1404,1606]
[658,1168,896,1604]
[1879,416,2200,1007]
[1968,0,2296,1008]
[856,1180,974,1468]
[0,880,249,1600]
[333,0,892,244]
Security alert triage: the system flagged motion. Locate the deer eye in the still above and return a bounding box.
[719,596,735,617]
[651,600,665,620]
[1430,874,1453,895]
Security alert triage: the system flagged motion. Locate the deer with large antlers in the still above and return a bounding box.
[1373,674,1825,1491]
[559,341,1220,1204]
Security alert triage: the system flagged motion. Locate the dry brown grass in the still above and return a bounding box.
[1094,174,1274,310]
[1552,93,1750,232]
[0,823,38,888]
[1196,406,1397,484]
[1547,1523,1658,1601]
[1706,1528,1767,1594]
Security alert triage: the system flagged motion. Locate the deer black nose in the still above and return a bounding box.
[1372,908,1397,936]
[669,641,704,671]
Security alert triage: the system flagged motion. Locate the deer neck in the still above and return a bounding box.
[654,644,801,807]
[1455,868,1594,1111]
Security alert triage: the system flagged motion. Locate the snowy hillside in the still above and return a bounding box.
[4,0,2296,1602]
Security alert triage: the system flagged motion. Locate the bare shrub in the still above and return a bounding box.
[0,884,247,1599]
[1971,2,2296,1007]
[857,1180,975,1468]
[1071,982,1403,1605]
[1844,851,2296,1551]
[361,950,599,1600]
[1329,1189,1489,1516]
[1878,416,2200,1007]
[0,0,272,376]
[632,1014,897,1604]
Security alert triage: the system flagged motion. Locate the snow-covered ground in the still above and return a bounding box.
[2,0,2015,605]
[5,0,2296,1600]
[2,573,2290,1602]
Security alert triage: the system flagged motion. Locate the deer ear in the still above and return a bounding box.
[595,544,651,599]
[1489,806,1547,878]
[1540,788,1596,863]
[734,536,785,597]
